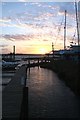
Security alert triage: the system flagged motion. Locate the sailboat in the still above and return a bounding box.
[69,1,80,61]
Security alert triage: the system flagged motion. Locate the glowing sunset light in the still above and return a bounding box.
[1,2,77,54]
[38,48,49,54]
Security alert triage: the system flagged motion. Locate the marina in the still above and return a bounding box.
[1,1,80,119]
[2,66,80,119]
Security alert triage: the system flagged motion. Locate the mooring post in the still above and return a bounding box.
[28,59,30,65]
[20,67,28,120]
[20,87,28,120]
[38,58,39,65]
[24,67,27,87]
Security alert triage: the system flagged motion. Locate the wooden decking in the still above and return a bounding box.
[2,66,27,119]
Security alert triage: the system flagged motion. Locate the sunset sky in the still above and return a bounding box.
[0,1,79,54]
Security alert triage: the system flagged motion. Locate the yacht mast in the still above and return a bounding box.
[75,1,80,45]
[64,10,67,50]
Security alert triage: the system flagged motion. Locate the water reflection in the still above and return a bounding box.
[28,67,80,118]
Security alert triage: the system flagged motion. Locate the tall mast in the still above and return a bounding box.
[75,1,79,46]
[52,42,54,57]
[64,10,67,50]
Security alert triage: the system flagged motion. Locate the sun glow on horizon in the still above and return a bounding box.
[1,2,76,54]
[39,48,48,54]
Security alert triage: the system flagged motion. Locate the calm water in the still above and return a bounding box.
[27,67,80,118]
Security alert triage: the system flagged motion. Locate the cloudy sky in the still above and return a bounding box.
[0,2,79,54]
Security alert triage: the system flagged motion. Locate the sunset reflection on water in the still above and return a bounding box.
[28,67,80,118]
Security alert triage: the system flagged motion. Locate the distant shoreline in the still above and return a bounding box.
[1,53,44,56]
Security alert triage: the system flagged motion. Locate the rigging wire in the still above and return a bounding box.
[54,16,64,46]
[72,28,77,44]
